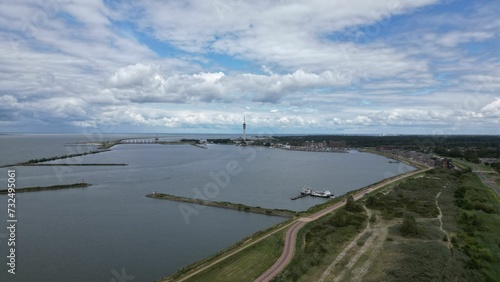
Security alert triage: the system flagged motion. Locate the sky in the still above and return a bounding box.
[0,0,499,135]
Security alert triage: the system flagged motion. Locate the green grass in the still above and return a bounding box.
[366,175,441,219]
[455,173,500,281]
[183,230,285,282]
[384,241,483,282]
[363,169,500,281]
[272,206,367,282]
[453,158,494,172]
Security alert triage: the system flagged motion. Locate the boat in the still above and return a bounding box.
[293,186,334,200]
[311,190,332,198]
[300,186,312,195]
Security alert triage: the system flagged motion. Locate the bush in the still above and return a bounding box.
[400,214,420,237]
[345,195,363,212]
[366,196,377,207]
[473,201,495,214]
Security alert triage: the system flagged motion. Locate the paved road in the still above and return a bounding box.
[254,167,431,282]
[475,171,500,197]
[171,220,297,282]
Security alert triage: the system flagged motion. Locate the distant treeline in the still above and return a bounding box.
[275,135,499,160]
[434,146,499,163]
[180,139,201,144]
[207,138,233,144]
[275,135,499,148]
[25,150,105,164]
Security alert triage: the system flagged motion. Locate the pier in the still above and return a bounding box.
[291,194,308,200]
[147,193,296,218]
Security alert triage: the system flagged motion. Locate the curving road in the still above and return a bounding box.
[254,167,431,282]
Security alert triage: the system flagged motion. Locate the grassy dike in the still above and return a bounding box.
[179,229,287,282]
[160,219,295,282]
[147,193,296,218]
[273,200,368,282]
[0,182,92,193]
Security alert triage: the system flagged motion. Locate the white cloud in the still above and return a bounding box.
[103,66,358,104]
[0,95,18,108]
[481,99,500,118]
[0,0,499,133]
[438,31,494,47]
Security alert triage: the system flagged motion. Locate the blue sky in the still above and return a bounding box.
[0,0,498,134]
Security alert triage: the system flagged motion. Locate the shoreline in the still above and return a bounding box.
[162,158,429,281]
[147,193,296,218]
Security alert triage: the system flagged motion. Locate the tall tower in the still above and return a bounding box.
[243,116,246,142]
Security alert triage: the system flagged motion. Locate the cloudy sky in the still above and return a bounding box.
[0,0,498,135]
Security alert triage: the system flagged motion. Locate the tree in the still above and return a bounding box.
[345,195,363,212]
[400,214,419,236]
[366,196,376,207]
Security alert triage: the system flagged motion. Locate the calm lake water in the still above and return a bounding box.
[0,134,414,281]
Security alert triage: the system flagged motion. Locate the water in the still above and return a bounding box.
[0,134,415,281]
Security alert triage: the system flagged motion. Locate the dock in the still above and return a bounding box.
[291,194,308,200]
[147,193,295,218]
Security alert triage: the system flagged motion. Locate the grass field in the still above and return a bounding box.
[455,172,500,280]
[183,230,286,282]
[452,158,494,172]
[362,169,500,281]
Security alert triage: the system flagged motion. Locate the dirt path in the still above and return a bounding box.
[318,207,373,282]
[435,190,451,249]
[349,216,390,281]
[319,207,391,282]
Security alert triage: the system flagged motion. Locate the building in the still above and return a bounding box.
[243,116,246,143]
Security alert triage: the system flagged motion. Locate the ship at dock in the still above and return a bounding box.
[293,186,333,200]
[311,190,332,198]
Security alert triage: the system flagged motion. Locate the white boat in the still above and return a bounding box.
[300,186,312,195]
[311,190,333,198]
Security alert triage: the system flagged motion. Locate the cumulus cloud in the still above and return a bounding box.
[481,99,500,118]
[0,0,498,133]
[105,64,227,103]
[103,65,357,104]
